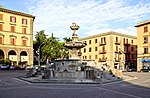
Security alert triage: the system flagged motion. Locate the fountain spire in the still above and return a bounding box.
[64,23,87,59]
[70,23,80,42]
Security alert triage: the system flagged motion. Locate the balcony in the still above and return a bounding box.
[115,41,121,45]
[99,57,107,62]
[124,42,130,46]
[99,50,106,54]
[99,42,106,46]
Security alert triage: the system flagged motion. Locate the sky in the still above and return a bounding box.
[0,0,150,41]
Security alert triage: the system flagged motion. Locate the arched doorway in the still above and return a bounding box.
[0,49,4,60]
[0,49,4,64]
[20,51,28,66]
[8,50,17,65]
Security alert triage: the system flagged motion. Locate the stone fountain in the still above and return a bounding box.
[49,23,87,79]
[25,23,120,83]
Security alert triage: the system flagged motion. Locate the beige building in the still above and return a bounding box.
[135,20,150,71]
[0,7,35,66]
[79,32,137,71]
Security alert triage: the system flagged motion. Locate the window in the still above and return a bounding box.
[144,47,148,54]
[10,38,15,45]
[131,40,133,44]
[85,56,87,59]
[101,37,106,43]
[102,46,105,52]
[144,26,148,32]
[131,47,134,51]
[0,24,3,31]
[95,55,98,59]
[144,36,148,43]
[22,39,26,46]
[116,37,118,42]
[126,39,128,44]
[89,47,92,52]
[10,16,16,23]
[11,26,15,32]
[95,47,98,51]
[22,28,26,34]
[84,48,86,53]
[0,37,2,44]
[95,39,97,43]
[89,40,91,44]
[123,38,125,44]
[116,45,118,52]
[0,14,3,20]
[89,55,91,59]
[22,18,27,25]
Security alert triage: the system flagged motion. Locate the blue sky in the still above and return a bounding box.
[0,0,150,40]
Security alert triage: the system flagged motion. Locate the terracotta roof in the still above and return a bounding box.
[79,31,137,40]
[0,7,35,19]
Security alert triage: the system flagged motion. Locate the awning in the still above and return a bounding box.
[141,59,150,63]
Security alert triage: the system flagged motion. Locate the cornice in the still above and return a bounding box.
[79,31,137,40]
[135,20,150,27]
[0,7,35,19]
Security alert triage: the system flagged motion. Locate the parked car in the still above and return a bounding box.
[25,66,33,71]
[0,64,9,70]
[140,68,150,72]
[127,68,137,72]
[9,66,16,70]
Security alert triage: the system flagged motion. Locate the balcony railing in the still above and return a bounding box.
[115,41,121,45]
[99,57,107,62]
[124,42,130,46]
[99,42,106,46]
[99,50,106,54]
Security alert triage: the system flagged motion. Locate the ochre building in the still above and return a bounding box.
[79,32,137,71]
[0,7,35,66]
[135,20,150,71]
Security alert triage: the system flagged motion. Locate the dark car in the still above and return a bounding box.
[0,64,10,70]
[140,68,150,72]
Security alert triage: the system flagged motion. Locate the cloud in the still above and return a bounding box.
[26,0,150,41]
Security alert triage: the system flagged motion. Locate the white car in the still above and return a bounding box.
[1,64,9,70]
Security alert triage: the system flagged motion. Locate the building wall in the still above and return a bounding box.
[135,20,150,71]
[0,7,35,66]
[79,32,137,71]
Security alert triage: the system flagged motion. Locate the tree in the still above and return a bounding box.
[63,37,72,42]
[33,31,69,64]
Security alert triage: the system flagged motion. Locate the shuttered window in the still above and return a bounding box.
[0,14,3,20]
[144,26,148,32]
[10,16,16,23]
[22,39,26,46]
[22,18,27,25]
[0,24,2,31]
[11,26,15,32]
[11,38,15,45]
[0,37,2,44]
[22,28,26,34]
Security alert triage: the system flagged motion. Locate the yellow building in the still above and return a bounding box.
[79,31,137,71]
[135,20,150,71]
[0,7,35,66]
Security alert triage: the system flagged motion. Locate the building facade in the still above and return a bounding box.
[0,7,35,66]
[135,20,150,71]
[79,32,137,71]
